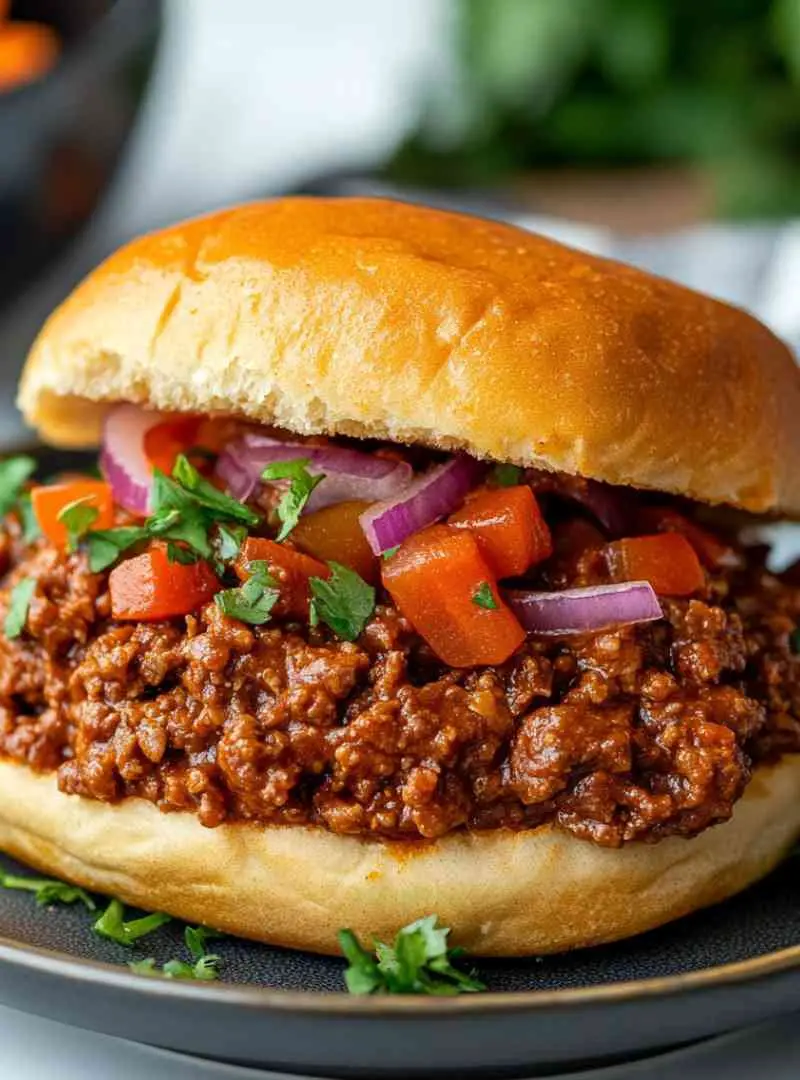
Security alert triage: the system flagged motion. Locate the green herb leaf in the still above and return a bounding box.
[86,526,150,573]
[185,924,225,961]
[214,562,279,625]
[490,463,523,488]
[17,493,41,544]
[4,578,36,639]
[130,954,222,981]
[93,898,172,947]
[0,870,95,910]
[261,458,324,541]
[790,628,800,655]
[128,958,159,976]
[472,581,498,610]
[166,541,199,565]
[215,523,247,563]
[57,496,100,553]
[382,545,400,560]
[0,456,36,516]
[309,562,375,642]
[338,916,485,996]
[172,455,259,527]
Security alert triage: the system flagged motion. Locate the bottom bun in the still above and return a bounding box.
[0,757,797,957]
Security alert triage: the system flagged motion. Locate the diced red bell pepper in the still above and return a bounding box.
[635,506,735,570]
[382,524,525,667]
[235,537,330,618]
[291,500,378,583]
[31,479,115,548]
[604,533,705,596]
[109,544,220,621]
[143,417,203,475]
[448,485,552,579]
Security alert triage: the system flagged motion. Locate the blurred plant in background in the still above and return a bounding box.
[386,0,800,220]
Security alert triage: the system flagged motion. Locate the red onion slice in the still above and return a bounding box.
[215,436,413,511]
[505,581,662,635]
[360,455,487,554]
[100,404,168,515]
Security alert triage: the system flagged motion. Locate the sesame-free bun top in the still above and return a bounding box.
[18,197,800,515]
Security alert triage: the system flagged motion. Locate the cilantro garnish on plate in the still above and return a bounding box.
[0,870,95,910]
[57,497,100,553]
[338,915,485,996]
[0,455,36,517]
[309,561,375,641]
[93,898,172,946]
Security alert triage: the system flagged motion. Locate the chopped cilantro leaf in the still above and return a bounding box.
[309,562,375,642]
[172,455,259,527]
[338,916,485,996]
[0,870,95,910]
[472,581,498,610]
[93,898,171,947]
[86,526,149,573]
[261,458,324,541]
[215,562,279,625]
[166,541,199,565]
[790,628,800,655]
[215,523,247,563]
[185,924,225,961]
[17,493,41,544]
[491,463,523,488]
[382,545,400,560]
[57,496,100,553]
[4,578,36,639]
[128,955,222,981]
[0,455,36,516]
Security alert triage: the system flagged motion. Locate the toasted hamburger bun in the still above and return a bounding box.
[18,197,800,515]
[0,757,797,956]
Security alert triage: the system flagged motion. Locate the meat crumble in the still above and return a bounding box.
[0,493,799,848]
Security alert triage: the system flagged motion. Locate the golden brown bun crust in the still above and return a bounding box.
[0,757,797,956]
[18,198,800,515]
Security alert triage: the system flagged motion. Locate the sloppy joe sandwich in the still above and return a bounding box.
[1,197,799,956]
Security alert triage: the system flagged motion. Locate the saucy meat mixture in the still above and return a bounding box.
[0,436,798,848]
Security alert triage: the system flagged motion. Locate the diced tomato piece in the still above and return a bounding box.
[448,485,551,578]
[382,524,525,667]
[635,506,735,570]
[291,500,378,583]
[604,533,705,596]
[109,544,220,621]
[31,480,115,548]
[143,416,203,476]
[236,537,330,618]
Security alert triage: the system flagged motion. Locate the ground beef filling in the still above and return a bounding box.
[0,517,798,846]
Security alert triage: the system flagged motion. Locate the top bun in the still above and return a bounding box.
[18,197,800,515]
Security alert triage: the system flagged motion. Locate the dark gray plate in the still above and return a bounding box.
[0,850,799,1077]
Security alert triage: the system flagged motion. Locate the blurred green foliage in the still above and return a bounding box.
[387,0,800,217]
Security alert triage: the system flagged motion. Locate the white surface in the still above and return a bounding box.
[2,1003,800,1079]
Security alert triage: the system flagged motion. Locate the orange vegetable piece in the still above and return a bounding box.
[109,544,219,621]
[31,480,115,548]
[382,524,525,667]
[635,506,734,570]
[143,416,202,476]
[291,500,378,583]
[448,485,551,578]
[0,23,59,92]
[604,533,705,596]
[236,537,330,618]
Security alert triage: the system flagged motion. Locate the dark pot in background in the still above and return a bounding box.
[0,0,161,310]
